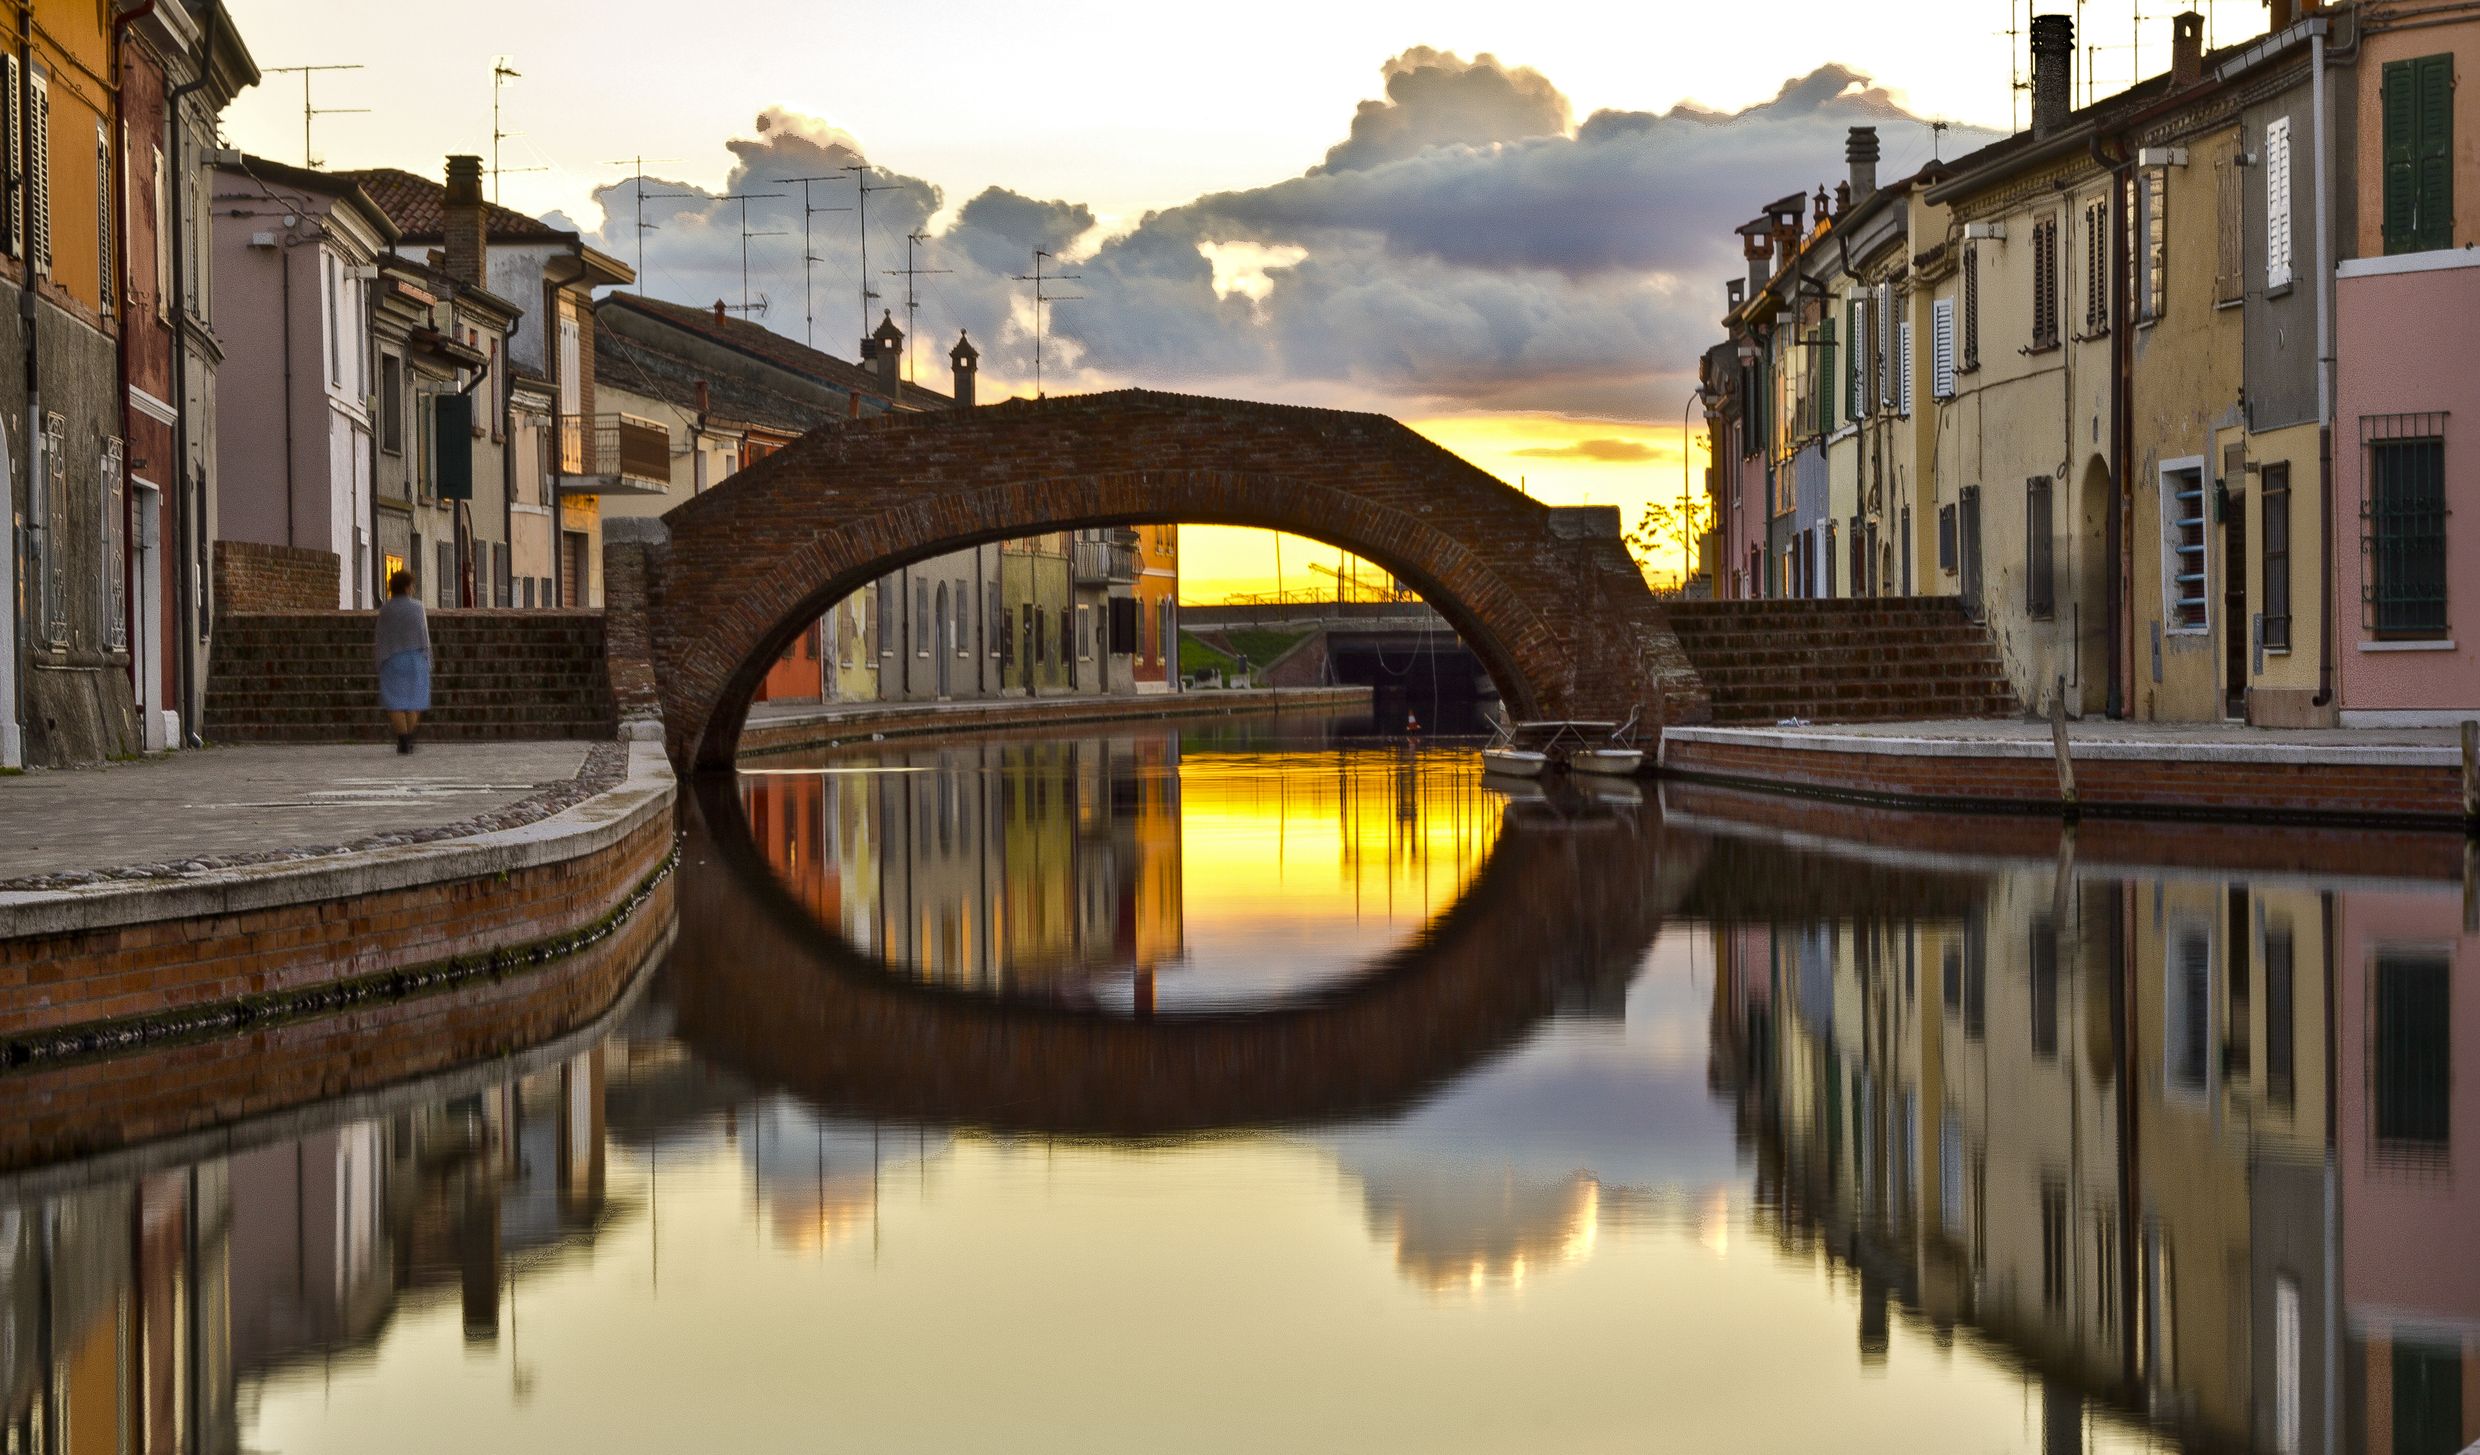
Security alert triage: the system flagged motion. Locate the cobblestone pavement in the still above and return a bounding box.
[0,741,593,880]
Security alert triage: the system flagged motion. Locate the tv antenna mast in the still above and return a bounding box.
[885,232,951,381]
[771,173,852,350]
[263,64,364,168]
[1011,249,1082,398]
[490,59,547,202]
[840,161,890,347]
[711,192,784,316]
[601,156,680,293]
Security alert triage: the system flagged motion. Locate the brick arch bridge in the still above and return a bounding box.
[603,390,1710,772]
[662,779,1707,1135]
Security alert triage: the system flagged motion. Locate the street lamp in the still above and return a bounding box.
[1681,389,1710,594]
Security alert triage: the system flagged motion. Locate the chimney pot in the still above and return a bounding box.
[949,329,978,409]
[2170,10,2204,85]
[442,155,488,288]
[713,299,728,323]
[693,379,710,416]
[1845,126,1881,206]
[870,309,903,395]
[2030,15,2074,137]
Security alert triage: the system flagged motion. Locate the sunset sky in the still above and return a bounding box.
[220,0,2268,598]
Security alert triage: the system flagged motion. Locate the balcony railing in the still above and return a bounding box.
[558,412,671,489]
[1072,532,1140,586]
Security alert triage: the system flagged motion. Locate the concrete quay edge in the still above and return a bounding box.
[737,685,1374,755]
[1661,723,2463,768]
[0,738,678,942]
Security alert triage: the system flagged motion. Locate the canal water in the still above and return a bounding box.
[0,710,2469,1453]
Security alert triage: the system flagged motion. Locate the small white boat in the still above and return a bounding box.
[1481,747,1551,778]
[1569,747,1643,776]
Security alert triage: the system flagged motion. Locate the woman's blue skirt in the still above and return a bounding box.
[379,650,432,712]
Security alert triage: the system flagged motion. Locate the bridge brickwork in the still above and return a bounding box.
[604,390,1712,772]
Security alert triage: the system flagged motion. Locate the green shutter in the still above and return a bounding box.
[2385,55,2456,254]
[1817,318,1836,433]
[1845,300,1862,421]
[2415,53,2454,252]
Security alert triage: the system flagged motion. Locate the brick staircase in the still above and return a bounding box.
[206,611,618,743]
[1662,597,2020,724]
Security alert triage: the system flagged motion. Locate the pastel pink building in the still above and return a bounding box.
[2332,254,2480,723]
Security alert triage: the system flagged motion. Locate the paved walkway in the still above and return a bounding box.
[1716,717,2469,749]
[0,742,592,880]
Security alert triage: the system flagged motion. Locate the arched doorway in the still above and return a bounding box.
[2073,456,2114,717]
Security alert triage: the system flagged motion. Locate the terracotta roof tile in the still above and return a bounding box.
[345,167,572,243]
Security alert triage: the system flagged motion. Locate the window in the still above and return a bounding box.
[152,144,169,318]
[878,581,896,656]
[914,580,929,655]
[1959,245,1979,371]
[2365,430,2447,638]
[2039,1179,2068,1311]
[2166,916,2212,1096]
[2161,461,2209,633]
[2261,462,2292,650]
[2381,54,2454,255]
[2137,167,2167,322]
[0,55,19,258]
[1931,297,1957,399]
[2372,951,2450,1161]
[101,436,124,651]
[2027,475,2055,618]
[2029,911,2059,1058]
[1846,298,1865,423]
[2265,116,2295,291]
[1938,502,1957,573]
[1814,316,1837,435]
[2265,922,2295,1107]
[1076,602,1093,660]
[379,354,404,455]
[435,540,454,608]
[2215,145,2244,304]
[2031,214,2059,349]
[326,254,344,386]
[94,124,109,315]
[2083,199,2109,333]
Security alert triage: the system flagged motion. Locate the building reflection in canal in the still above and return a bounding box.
[0,730,2476,1450]
[737,718,1502,1012]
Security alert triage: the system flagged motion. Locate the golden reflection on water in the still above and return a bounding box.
[739,732,1502,1009]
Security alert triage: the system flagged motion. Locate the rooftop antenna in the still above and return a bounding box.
[1931,119,1951,160]
[601,156,680,294]
[1011,248,1081,398]
[2004,0,2024,132]
[488,60,550,203]
[771,173,852,350]
[840,161,888,347]
[885,231,951,382]
[263,64,364,168]
[713,191,785,316]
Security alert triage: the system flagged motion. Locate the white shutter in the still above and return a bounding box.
[2265,115,2294,292]
[1875,282,1893,414]
[27,69,47,275]
[1849,299,1867,421]
[1931,297,1958,399]
[1,54,17,259]
[1898,320,1914,417]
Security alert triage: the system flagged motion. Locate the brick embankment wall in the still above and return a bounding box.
[212,541,341,613]
[1661,729,2469,830]
[0,741,677,1061]
[1661,779,2474,882]
[0,882,673,1179]
[736,685,1372,756]
[206,610,618,743]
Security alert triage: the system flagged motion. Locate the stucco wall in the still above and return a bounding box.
[2333,258,2480,717]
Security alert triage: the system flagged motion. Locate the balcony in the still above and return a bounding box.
[1072,530,1140,586]
[557,412,672,496]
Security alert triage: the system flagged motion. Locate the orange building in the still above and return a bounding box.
[1133,525,1179,691]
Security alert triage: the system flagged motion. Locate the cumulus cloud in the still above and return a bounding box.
[569,60,1994,418]
[1513,439,1660,463]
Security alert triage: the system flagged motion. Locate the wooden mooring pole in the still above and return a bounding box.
[2052,677,2079,823]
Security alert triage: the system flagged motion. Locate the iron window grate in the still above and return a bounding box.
[2361,414,2448,638]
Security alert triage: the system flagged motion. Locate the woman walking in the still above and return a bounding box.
[376,569,432,754]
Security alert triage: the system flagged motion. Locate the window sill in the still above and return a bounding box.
[2215,296,2244,311]
[2265,282,2294,301]
[2358,639,2456,652]
[2024,341,2061,356]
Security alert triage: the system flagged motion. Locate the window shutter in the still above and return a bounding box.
[1931,298,1957,399]
[2414,53,2453,252]
[94,125,109,315]
[2265,116,2294,290]
[1961,246,1979,369]
[1876,282,1893,414]
[2383,59,2421,252]
[27,69,47,275]
[0,54,17,258]
[1846,299,1863,423]
[1817,318,1836,434]
[1898,320,1914,417]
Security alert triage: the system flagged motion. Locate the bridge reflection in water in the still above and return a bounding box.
[0,724,2470,1453]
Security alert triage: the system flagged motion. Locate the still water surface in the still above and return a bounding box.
[3,712,2471,1453]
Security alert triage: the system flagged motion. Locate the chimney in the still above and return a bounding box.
[2268,0,2294,29]
[443,155,487,287]
[1845,126,1880,207]
[1834,181,1852,217]
[712,299,728,324]
[870,310,904,395]
[1737,219,1774,296]
[2031,15,2074,137]
[2170,10,2204,86]
[692,379,710,417]
[949,329,979,408]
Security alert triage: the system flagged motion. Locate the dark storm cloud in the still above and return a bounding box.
[569,62,1995,415]
[1513,439,1661,463]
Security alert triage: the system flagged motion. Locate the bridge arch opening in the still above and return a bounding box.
[604,390,1706,773]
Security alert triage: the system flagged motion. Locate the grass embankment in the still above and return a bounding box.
[1178,627,1309,678]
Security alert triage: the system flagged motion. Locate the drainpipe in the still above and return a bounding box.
[2309,18,2337,711]
[501,311,519,604]
[11,8,37,763]
[110,1,153,705]
[165,1,219,746]
[2093,133,2130,719]
[542,251,591,607]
